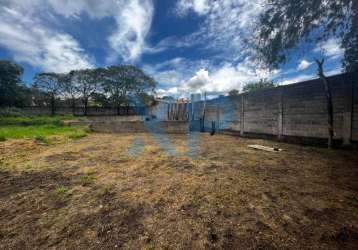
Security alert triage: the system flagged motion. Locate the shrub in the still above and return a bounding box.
[0,136,6,142]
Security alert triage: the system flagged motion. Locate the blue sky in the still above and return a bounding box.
[0,0,344,97]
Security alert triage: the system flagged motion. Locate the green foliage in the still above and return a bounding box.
[102,65,156,108]
[0,116,64,126]
[0,115,88,140]
[242,79,275,93]
[0,136,6,142]
[33,73,64,115]
[253,0,357,72]
[0,125,88,140]
[0,60,27,107]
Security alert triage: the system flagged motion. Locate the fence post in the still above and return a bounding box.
[240,95,245,136]
[277,88,284,140]
[342,76,353,146]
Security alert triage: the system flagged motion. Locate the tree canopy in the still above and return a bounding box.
[0,60,25,107]
[242,79,275,93]
[253,0,357,72]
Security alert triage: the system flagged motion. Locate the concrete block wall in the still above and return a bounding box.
[21,106,146,116]
[191,72,357,143]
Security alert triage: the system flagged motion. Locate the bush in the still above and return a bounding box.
[0,107,28,117]
[0,136,6,142]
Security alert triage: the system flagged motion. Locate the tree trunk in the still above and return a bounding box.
[117,103,120,116]
[71,98,76,116]
[51,94,55,116]
[84,98,88,116]
[315,59,334,148]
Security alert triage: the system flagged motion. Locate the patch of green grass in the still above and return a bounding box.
[68,130,87,139]
[56,186,70,195]
[0,124,87,139]
[0,125,87,140]
[0,116,69,126]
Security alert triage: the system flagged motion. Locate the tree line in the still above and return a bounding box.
[0,60,156,115]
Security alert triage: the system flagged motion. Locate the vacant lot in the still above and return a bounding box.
[0,132,357,249]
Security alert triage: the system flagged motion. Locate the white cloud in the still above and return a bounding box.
[173,0,264,60]
[314,38,344,58]
[0,0,154,68]
[186,69,211,90]
[148,57,277,97]
[297,60,313,71]
[0,6,93,73]
[108,0,154,62]
[176,0,210,16]
[277,74,315,86]
[48,0,154,62]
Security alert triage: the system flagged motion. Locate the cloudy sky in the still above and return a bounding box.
[0,0,344,97]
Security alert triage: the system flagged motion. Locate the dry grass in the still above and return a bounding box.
[0,133,357,249]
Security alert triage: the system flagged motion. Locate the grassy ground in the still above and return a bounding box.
[0,116,88,141]
[0,133,357,249]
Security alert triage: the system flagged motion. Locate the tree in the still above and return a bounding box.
[59,73,78,115]
[102,65,156,115]
[228,89,239,96]
[0,60,25,107]
[242,79,274,93]
[253,0,357,72]
[33,73,62,115]
[251,0,357,148]
[71,69,101,116]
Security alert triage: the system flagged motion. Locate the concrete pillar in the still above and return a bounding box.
[240,95,245,136]
[342,80,353,146]
[277,88,284,140]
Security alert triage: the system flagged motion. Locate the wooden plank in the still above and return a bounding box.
[248,144,283,152]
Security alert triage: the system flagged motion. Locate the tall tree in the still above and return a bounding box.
[102,65,156,115]
[70,69,101,116]
[0,60,25,107]
[60,73,78,115]
[251,0,357,148]
[33,73,62,115]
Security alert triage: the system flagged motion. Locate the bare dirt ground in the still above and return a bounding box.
[0,133,357,249]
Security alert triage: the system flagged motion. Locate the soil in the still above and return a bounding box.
[0,133,357,249]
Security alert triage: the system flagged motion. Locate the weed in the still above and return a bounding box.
[80,171,97,186]
[34,135,48,144]
[56,186,70,195]
[96,185,114,197]
[0,136,6,142]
